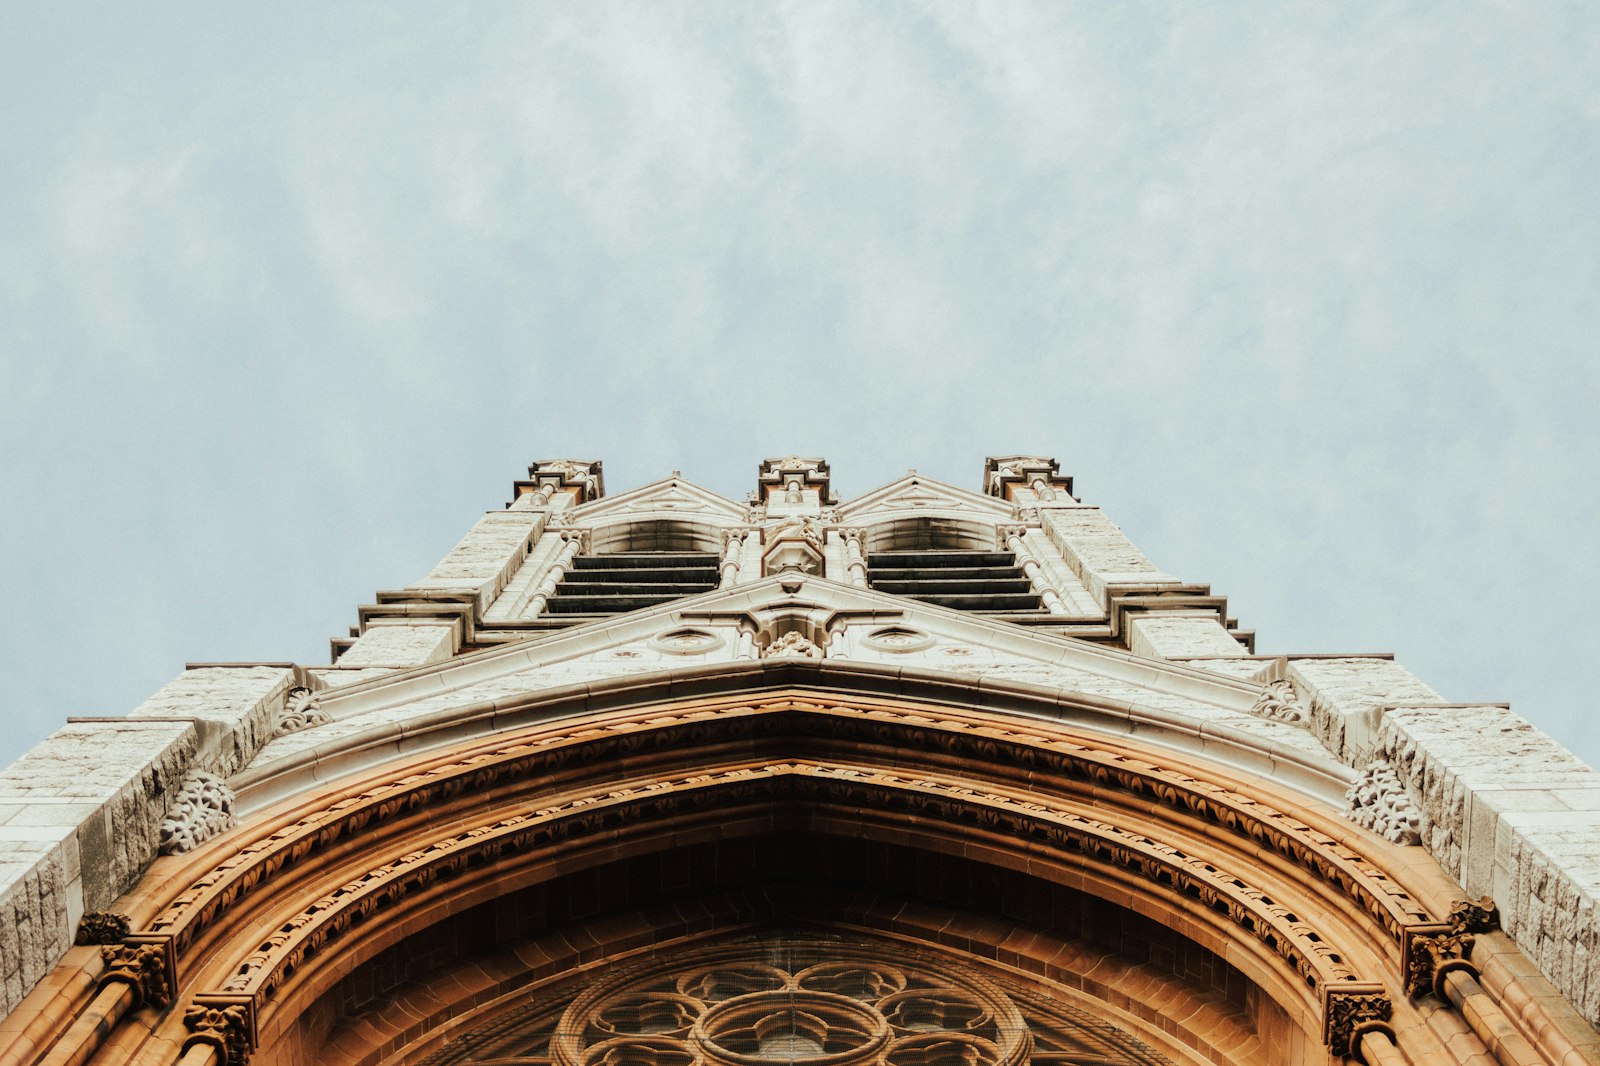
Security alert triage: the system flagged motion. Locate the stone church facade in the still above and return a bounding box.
[1,455,1597,1065]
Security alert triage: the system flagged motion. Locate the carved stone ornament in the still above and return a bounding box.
[159,770,238,855]
[184,1002,253,1066]
[1344,758,1422,846]
[75,911,131,945]
[1449,895,1500,933]
[764,631,822,659]
[1403,922,1476,999]
[1251,679,1308,723]
[272,686,330,737]
[99,942,172,1010]
[1322,984,1392,1056]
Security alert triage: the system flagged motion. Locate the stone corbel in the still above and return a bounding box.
[1322,983,1393,1058]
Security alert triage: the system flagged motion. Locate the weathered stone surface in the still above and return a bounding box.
[1379,703,1600,1025]
[411,511,545,609]
[338,623,457,668]
[0,719,196,1016]
[1286,657,1440,764]
[129,666,293,776]
[1127,613,1246,660]
[1039,507,1179,605]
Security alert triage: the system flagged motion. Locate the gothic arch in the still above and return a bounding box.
[52,682,1478,1066]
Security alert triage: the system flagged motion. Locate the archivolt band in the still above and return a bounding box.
[15,677,1568,1066]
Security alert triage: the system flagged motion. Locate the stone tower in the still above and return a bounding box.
[2,455,1597,1065]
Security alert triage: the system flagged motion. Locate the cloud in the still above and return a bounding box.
[1,2,1597,767]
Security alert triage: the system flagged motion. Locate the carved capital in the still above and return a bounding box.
[99,941,172,1010]
[1322,983,1392,1057]
[184,1000,254,1066]
[76,911,131,945]
[1403,922,1477,998]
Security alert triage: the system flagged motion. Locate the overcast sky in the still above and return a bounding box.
[2,4,1597,772]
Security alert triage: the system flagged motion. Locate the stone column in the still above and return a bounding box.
[525,530,588,617]
[840,528,869,587]
[998,525,1067,615]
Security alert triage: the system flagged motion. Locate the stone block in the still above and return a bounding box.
[1287,657,1440,764]
[1127,614,1246,660]
[129,666,294,776]
[1379,703,1600,1027]
[1039,508,1179,605]
[0,719,196,1016]
[338,623,457,668]
[411,511,545,610]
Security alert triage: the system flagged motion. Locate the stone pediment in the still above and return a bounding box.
[839,472,1016,523]
[244,574,1339,811]
[571,474,747,524]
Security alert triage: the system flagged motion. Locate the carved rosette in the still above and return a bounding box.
[1343,759,1422,846]
[184,1002,253,1066]
[159,770,238,854]
[76,911,131,945]
[99,942,171,1010]
[272,686,330,737]
[1250,679,1308,723]
[1322,984,1392,1057]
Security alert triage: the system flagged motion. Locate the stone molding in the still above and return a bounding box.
[98,941,172,1010]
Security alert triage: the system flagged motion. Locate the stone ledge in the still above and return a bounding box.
[1379,703,1600,1028]
[0,719,196,1017]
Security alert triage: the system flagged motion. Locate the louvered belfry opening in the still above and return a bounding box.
[867,549,1044,614]
[546,551,720,621]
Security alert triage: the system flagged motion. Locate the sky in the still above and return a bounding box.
[1,4,1597,772]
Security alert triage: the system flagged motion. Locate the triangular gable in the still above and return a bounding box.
[249,574,1342,809]
[571,474,747,524]
[839,472,1015,523]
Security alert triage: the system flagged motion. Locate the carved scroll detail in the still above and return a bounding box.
[1344,759,1422,846]
[1251,679,1307,723]
[159,771,237,854]
[272,686,330,737]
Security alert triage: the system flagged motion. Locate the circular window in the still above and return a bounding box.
[650,628,723,655]
[862,627,934,654]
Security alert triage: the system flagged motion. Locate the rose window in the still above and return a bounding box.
[424,935,1176,1066]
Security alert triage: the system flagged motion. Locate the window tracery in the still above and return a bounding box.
[418,935,1176,1066]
